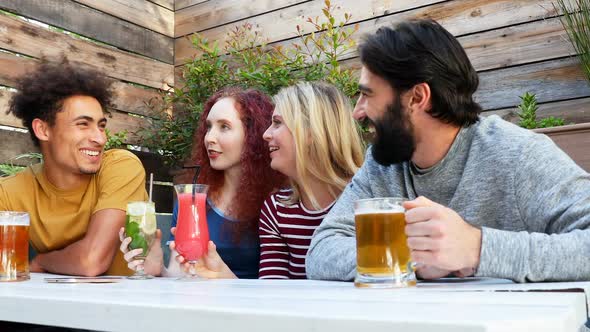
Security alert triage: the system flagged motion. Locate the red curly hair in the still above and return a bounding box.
[186,87,285,226]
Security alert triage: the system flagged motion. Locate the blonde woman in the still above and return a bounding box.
[259,81,365,279]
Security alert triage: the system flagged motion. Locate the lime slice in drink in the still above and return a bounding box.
[140,212,157,236]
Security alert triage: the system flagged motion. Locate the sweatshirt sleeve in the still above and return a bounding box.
[476,136,590,282]
[306,151,375,281]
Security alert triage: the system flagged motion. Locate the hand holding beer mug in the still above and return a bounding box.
[354,198,416,288]
[0,211,30,282]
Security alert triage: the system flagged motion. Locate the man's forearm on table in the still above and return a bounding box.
[35,239,114,276]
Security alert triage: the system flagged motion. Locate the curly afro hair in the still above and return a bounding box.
[8,58,114,146]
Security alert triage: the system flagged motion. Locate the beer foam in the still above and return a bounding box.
[354,206,405,215]
[0,212,30,226]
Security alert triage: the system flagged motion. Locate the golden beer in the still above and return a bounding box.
[354,198,415,288]
[0,212,30,282]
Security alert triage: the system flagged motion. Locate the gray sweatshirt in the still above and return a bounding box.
[306,115,590,283]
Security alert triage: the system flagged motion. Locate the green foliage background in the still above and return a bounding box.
[141,0,360,166]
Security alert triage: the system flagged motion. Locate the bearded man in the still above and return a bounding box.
[306,19,590,283]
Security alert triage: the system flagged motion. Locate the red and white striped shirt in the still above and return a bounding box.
[258,189,334,279]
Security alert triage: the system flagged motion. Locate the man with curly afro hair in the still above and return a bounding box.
[0,58,147,276]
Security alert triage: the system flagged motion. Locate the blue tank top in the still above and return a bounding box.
[170,199,259,279]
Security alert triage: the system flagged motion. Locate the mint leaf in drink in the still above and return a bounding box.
[130,234,148,254]
[125,221,140,238]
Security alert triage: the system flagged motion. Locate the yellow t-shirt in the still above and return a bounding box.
[0,149,148,276]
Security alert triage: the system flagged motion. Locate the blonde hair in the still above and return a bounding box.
[273,81,365,209]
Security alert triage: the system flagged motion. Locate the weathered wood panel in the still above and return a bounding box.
[0,90,149,144]
[149,0,175,11]
[0,130,38,165]
[0,52,164,117]
[461,17,572,72]
[0,14,173,89]
[174,0,569,66]
[175,0,209,11]
[0,0,174,64]
[175,0,310,37]
[74,0,174,37]
[0,52,29,86]
[174,0,446,65]
[475,58,590,110]
[318,16,574,76]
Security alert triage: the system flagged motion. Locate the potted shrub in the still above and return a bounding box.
[514,91,590,171]
[524,0,590,171]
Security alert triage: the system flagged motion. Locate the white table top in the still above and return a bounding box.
[0,273,588,332]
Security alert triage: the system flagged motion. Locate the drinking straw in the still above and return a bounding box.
[148,173,154,203]
[191,167,200,201]
[179,165,201,185]
[179,165,201,213]
[191,165,201,185]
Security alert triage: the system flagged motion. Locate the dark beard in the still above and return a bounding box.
[370,99,416,166]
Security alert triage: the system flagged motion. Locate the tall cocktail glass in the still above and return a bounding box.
[125,201,157,280]
[174,184,209,280]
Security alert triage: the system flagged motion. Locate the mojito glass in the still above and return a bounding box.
[125,201,157,280]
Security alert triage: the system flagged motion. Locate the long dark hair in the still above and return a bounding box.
[359,19,482,127]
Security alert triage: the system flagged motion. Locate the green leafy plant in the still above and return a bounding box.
[0,153,43,177]
[142,0,360,166]
[517,92,565,129]
[555,0,590,85]
[105,129,128,150]
[0,164,24,177]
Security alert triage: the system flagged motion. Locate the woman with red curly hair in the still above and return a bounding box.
[120,87,284,278]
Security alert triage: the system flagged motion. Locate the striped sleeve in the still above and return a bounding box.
[258,195,290,279]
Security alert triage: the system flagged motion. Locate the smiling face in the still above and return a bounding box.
[41,95,107,176]
[353,65,396,123]
[354,65,417,165]
[262,108,297,178]
[203,97,246,172]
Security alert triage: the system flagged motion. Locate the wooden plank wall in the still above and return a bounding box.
[0,0,174,166]
[2,1,589,161]
[174,0,590,126]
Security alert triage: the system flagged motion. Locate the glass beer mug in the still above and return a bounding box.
[354,198,416,288]
[0,211,30,282]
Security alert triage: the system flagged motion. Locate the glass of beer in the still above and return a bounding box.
[354,198,416,288]
[0,211,30,282]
